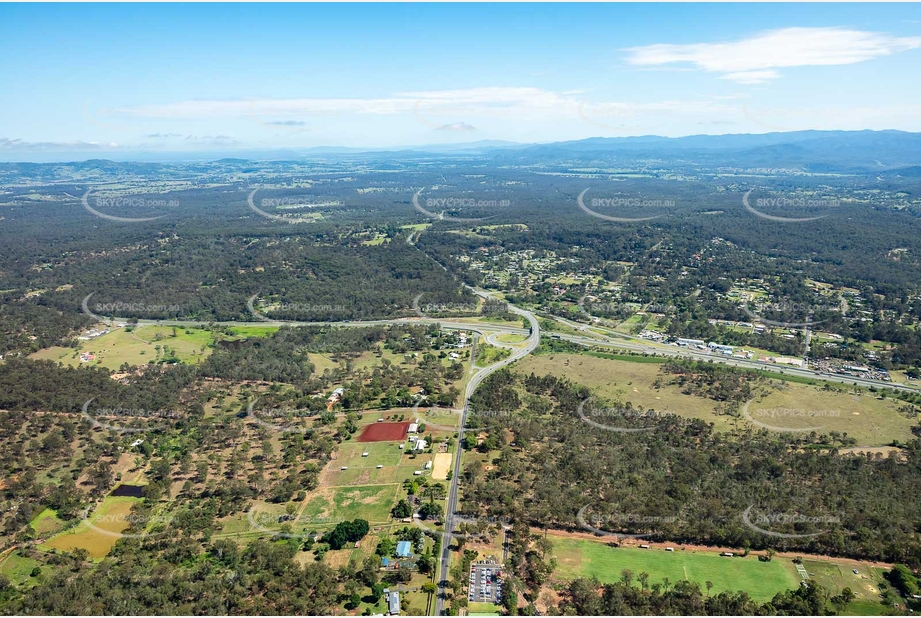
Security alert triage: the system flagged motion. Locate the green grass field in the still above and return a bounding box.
[30,324,278,370]
[31,325,212,369]
[551,537,799,601]
[468,602,502,615]
[494,333,529,344]
[0,550,41,586]
[300,485,399,526]
[476,343,512,366]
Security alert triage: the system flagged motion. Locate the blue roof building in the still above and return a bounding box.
[396,541,412,557]
[381,556,390,567]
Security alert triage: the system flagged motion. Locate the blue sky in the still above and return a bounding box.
[2,3,921,158]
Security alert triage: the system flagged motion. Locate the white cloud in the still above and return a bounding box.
[0,138,120,151]
[720,70,780,84]
[110,87,731,124]
[625,27,921,82]
[436,122,476,132]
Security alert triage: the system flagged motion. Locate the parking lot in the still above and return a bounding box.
[469,562,503,605]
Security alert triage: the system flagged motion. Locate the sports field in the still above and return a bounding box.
[550,536,799,601]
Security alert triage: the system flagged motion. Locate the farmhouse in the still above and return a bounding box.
[387,590,400,615]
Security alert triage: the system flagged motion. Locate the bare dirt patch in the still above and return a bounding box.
[357,422,410,442]
[432,452,452,480]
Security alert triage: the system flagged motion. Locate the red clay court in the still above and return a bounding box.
[357,421,410,442]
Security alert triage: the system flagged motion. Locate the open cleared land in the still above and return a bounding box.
[519,352,917,444]
[745,386,915,445]
[41,496,144,559]
[432,452,452,480]
[517,352,725,425]
[799,559,887,614]
[30,324,279,370]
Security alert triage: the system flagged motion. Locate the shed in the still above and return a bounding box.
[396,541,412,557]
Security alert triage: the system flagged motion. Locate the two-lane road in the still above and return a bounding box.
[434,288,540,615]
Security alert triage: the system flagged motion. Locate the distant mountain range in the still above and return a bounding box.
[2,130,920,172]
[494,130,921,171]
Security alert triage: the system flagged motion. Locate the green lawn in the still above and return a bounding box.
[551,537,799,602]
[468,602,502,615]
[29,508,66,537]
[0,551,41,586]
